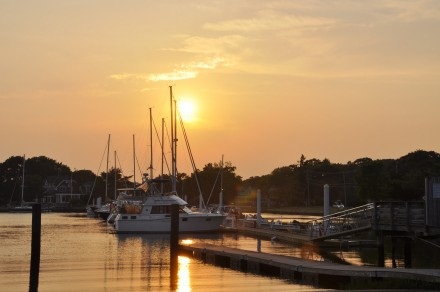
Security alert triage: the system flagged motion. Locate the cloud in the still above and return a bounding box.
[186,57,233,69]
[148,70,198,81]
[112,55,233,84]
[203,14,336,32]
[381,0,440,22]
[112,1,440,84]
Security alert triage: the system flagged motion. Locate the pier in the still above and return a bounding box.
[179,242,440,289]
[232,201,440,268]
[236,201,437,243]
[192,199,440,288]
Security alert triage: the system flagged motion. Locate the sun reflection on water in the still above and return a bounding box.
[177,256,191,292]
[181,239,194,245]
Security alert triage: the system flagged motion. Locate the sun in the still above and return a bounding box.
[178,99,197,122]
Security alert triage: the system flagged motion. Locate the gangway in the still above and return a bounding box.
[306,201,430,241]
[307,203,375,241]
[237,201,436,243]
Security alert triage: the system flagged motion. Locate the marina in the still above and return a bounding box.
[2,2,440,291]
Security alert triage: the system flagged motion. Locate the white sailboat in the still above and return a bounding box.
[114,87,225,233]
[114,183,225,233]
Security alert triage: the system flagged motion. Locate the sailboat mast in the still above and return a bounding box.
[161,117,165,193]
[21,154,25,204]
[149,108,154,179]
[170,86,176,192]
[105,134,110,201]
[133,134,136,192]
[174,99,178,190]
[219,155,224,213]
[114,150,117,200]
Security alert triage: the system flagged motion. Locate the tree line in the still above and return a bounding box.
[1,150,439,208]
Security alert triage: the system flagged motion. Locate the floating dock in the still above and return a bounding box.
[179,243,440,289]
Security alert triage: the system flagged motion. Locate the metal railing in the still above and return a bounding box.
[307,203,375,239]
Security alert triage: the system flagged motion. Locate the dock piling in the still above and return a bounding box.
[29,203,41,292]
[170,204,179,289]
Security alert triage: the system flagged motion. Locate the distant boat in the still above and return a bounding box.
[10,204,33,212]
[10,155,33,212]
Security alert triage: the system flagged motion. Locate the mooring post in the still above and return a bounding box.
[323,184,329,232]
[404,237,412,268]
[257,189,262,227]
[391,237,397,268]
[29,203,41,292]
[170,204,179,289]
[377,231,385,267]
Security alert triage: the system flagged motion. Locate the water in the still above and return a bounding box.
[1,212,439,291]
[0,213,326,291]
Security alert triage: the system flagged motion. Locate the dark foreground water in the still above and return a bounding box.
[0,213,328,291]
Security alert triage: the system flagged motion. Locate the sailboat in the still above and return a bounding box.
[86,134,111,218]
[113,88,226,233]
[10,155,33,212]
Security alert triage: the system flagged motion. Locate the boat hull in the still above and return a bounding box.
[114,213,225,233]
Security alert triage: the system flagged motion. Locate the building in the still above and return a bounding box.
[42,176,88,208]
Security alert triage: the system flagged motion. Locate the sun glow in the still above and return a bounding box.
[178,99,197,122]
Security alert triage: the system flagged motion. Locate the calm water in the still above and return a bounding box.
[0,213,327,291]
[1,213,439,291]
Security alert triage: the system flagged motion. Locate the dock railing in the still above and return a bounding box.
[236,201,432,242]
[372,201,426,234]
[307,203,375,240]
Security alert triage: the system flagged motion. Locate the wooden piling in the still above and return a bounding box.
[404,237,412,268]
[377,232,385,268]
[170,204,179,289]
[29,203,41,292]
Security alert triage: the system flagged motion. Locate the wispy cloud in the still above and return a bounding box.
[381,0,440,22]
[110,0,440,83]
[203,14,336,32]
[112,55,233,83]
[148,70,198,81]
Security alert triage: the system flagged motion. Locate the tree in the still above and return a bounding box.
[0,156,25,205]
[100,167,126,201]
[2,149,440,208]
[0,155,73,204]
[391,150,440,200]
[180,161,242,207]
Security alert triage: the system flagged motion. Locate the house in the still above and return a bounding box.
[42,176,88,206]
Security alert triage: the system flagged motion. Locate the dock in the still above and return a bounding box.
[179,242,440,289]
[224,201,440,270]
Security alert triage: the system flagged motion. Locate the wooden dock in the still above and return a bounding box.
[179,243,440,289]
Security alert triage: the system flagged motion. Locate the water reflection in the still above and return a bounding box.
[177,256,191,292]
[115,234,170,290]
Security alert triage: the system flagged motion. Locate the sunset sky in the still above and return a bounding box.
[1,1,439,179]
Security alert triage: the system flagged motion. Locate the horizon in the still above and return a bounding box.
[1,149,435,180]
[1,1,439,179]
